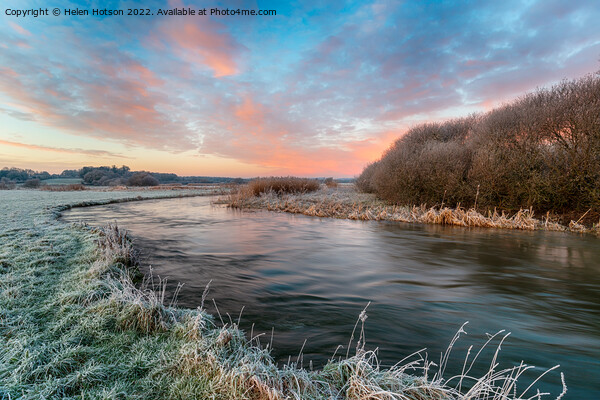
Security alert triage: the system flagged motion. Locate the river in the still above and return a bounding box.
[62,196,600,399]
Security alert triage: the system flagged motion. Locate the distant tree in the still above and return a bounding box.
[79,166,94,179]
[151,172,179,183]
[60,169,79,178]
[83,170,109,185]
[1,168,30,182]
[79,165,132,185]
[127,172,159,186]
[1,164,249,187]
[34,171,51,180]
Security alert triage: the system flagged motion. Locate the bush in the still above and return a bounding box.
[127,172,159,187]
[22,178,42,188]
[0,177,15,190]
[357,73,600,214]
[324,177,338,188]
[248,177,320,196]
[355,162,379,193]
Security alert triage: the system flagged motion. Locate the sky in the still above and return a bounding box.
[1,0,599,177]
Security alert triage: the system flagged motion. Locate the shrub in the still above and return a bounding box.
[22,178,42,188]
[324,177,338,188]
[0,177,15,190]
[355,162,379,193]
[357,73,600,214]
[248,177,320,196]
[127,172,159,187]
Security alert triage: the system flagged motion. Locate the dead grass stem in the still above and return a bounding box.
[225,186,595,235]
[247,177,321,196]
[40,184,86,191]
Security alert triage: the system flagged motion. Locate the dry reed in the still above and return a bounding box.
[40,183,86,191]
[247,177,321,196]
[226,185,595,235]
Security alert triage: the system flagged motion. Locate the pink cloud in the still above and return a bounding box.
[0,67,19,78]
[197,92,404,176]
[8,22,32,37]
[154,7,243,77]
[0,139,127,158]
[234,96,266,133]
[0,35,195,151]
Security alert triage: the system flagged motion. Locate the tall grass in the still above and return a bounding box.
[324,177,339,188]
[228,176,321,206]
[226,185,600,234]
[248,176,321,196]
[357,73,600,218]
[41,183,86,191]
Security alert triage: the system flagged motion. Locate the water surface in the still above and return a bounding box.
[63,196,600,399]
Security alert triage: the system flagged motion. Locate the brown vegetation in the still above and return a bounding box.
[22,178,42,188]
[357,73,600,218]
[246,176,321,196]
[324,177,339,188]
[225,186,600,235]
[127,172,160,186]
[40,184,86,191]
[0,177,15,190]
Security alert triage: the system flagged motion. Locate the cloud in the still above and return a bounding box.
[150,0,245,77]
[158,19,243,77]
[0,107,35,121]
[0,29,198,151]
[196,90,400,176]
[0,139,130,158]
[8,22,32,37]
[1,0,599,176]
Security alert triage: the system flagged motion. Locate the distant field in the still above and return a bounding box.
[41,178,83,185]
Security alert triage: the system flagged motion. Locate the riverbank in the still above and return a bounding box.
[0,189,565,398]
[224,184,600,235]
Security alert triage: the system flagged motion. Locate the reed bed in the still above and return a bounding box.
[40,183,86,191]
[144,184,218,191]
[247,176,321,196]
[226,185,598,235]
[324,177,339,188]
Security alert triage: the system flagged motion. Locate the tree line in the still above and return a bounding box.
[0,165,246,187]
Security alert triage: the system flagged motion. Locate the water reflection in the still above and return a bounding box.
[63,196,600,399]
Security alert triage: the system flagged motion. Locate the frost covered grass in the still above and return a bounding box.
[0,189,566,398]
[226,184,600,235]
